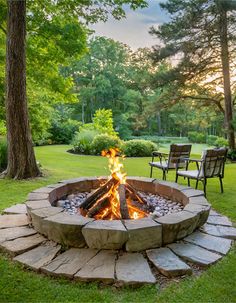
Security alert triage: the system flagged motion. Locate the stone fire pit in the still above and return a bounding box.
[26,177,210,251]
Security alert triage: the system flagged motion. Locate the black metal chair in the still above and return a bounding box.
[176,148,228,195]
[149,144,192,180]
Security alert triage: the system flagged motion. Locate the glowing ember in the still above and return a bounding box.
[87,148,148,220]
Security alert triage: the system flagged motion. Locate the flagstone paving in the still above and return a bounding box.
[0,206,234,285]
[3,204,27,214]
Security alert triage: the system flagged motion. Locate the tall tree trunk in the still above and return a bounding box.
[5,0,40,179]
[218,7,235,150]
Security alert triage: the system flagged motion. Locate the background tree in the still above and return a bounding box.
[150,0,236,149]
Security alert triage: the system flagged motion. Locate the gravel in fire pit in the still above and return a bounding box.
[56,191,184,218]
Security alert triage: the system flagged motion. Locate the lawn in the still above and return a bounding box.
[0,145,235,303]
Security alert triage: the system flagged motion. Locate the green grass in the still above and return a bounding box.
[0,145,235,303]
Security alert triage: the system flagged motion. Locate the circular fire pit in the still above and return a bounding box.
[26,177,211,251]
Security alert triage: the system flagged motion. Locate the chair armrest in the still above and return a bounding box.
[181,157,203,163]
[152,151,169,157]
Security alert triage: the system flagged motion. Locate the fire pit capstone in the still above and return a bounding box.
[26,177,210,251]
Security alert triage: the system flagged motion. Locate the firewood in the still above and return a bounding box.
[118,184,130,219]
[128,199,150,213]
[86,197,110,218]
[80,177,119,210]
[126,183,147,205]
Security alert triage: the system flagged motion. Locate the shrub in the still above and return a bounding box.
[215,137,228,147]
[91,134,121,155]
[49,119,80,144]
[188,131,206,143]
[93,109,117,136]
[227,149,236,161]
[72,130,99,154]
[0,138,7,172]
[207,135,218,146]
[121,139,158,157]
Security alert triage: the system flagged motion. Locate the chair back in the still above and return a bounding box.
[200,148,228,178]
[167,144,192,169]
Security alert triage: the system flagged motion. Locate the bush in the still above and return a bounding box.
[72,130,99,154]
[227,149,236,161]
[188,131,206,143]
[91,134,121,155]
[215,137,228,147]
[49,119,80,144]
[207,135,218,146]
[0,138,7,172]
[121,139,158,157]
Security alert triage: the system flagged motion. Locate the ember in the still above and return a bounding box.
[79,148,148,220]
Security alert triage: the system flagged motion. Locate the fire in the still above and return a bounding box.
[90,148,147,220]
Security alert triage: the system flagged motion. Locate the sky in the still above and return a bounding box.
[90,0,169,50]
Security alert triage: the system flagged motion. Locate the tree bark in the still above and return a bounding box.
[5,0,40,179]
[218,7,235,150]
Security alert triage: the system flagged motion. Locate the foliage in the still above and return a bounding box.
[0,138,7,171]
[71,130,99,155]
[121,139,158,157]
[91,134,121,155]
[215,137,229,147]
[0,120,6,136]
[188,132,206,144]
[49,119,80,145]
[227,149,236,161]
[93,109,117,136]
[207,135,219,146]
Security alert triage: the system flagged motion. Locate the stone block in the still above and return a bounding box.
[146,247,192,277]
[126,177,156,193]
[42,248,98,278]
[30,207,63,234]
[25,200,51,214]
[184,203,210,227]
[59,177,94,193]
[207,215,232,227]
[0,226,37,243]
[13,242,61,270]
[75,250,116,283]
[27,192,49,201]
[124,218,162,251]
[188,196,211,207]
[116,252,156,285]
[200,224,236,239]
[3,204,27,214]
[82,220,128,250]
[43,213,93,247]
[155,211,199,244]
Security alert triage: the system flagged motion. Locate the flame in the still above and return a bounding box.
[90,148,147,220]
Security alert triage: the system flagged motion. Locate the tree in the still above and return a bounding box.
[5,0,40,179]
[150,0,236,149]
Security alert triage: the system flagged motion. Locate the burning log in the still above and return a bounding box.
[126,183,147,205]
[118,184,130,219]
[80,177,119,210]
[86,197,110,218]
[128,199,150,214]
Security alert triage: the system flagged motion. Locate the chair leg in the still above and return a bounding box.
[150,166,153,178]
[219,177,224,193]
[203,178,207,197]
[195,180,199,189]
[175,173,178,183]
[187,178,190,187]
[162,170,166,181]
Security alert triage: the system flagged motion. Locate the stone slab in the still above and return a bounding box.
[184,231,232,255]
[43,213,93,247]
[0,234,46,256]
[25,200,51,212]
[0,214,29,229]
[82,220,128,250]
[124,218,162,251]
[42,248,98,278]
[13,242,61,270]
[30,207,63,234]
[200,223,236,239]
[146,247,192,277]
[155,211,199,244]
[188,196,211,206]
[168,242,222,266]
[181,189,204,198]
[116,252,156,285]
[0,226,37,243]
[207,215,232,227]
[209,210,221,216]
[184,203,210,227]
[27,192,49,201]
[75,250,116,283]
[3,204,27,214]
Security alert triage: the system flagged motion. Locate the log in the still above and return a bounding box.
[80,177,119,210]
[128,199,150,213]
[126,183,147,205]
[118,184,130,219]
[86,197,110,218]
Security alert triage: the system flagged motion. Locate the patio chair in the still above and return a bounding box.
[149,144,192,180]
[175,147,228,195]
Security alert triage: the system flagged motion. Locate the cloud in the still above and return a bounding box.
[90,0,169,50]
